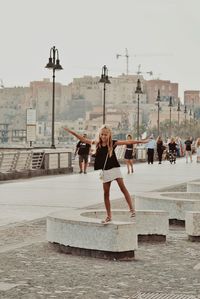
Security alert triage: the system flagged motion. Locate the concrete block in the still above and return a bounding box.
[135,192,200,221]
[135,210,168,241]
[186,211,200,241]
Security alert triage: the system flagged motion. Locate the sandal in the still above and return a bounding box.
[130,209,136,217]
[101,216,112,224]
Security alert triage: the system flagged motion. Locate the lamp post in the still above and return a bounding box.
[189,109,192,122]
[177,100,181,128]
[184,105,187,127]
[99,65,111,124]
[189,109,192,134]
[168,96,173,137]
[156,89,161,136]
[45,46,63,149]
[135,79,143,140]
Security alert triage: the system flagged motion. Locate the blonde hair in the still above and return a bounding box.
[196,138,200,147]
[95,125,113,157]
[170,137,175,143]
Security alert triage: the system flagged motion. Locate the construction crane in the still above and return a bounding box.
[136,64,153,77]
[116,49,172,76]
[116,48,129,75]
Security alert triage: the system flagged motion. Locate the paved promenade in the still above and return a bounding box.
[0,157,199,226]
[0,157,200,298]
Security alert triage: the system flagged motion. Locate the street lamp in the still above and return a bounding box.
[156,89,161,136]
[189,109,192,133]
[99,65,111,124]
[45,46,63,149]
[189,109,192,123]
[184,105,187,127]
[135,79,143,140]
[168,96,173,137]
[177,100,181,127]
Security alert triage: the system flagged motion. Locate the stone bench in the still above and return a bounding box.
[185,211,200,241]
[135,192,200,222]
[47,209,137,260]
[47,208,168,260]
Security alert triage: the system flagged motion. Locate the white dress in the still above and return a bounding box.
[196,145,200,157]
[102,167,123,183]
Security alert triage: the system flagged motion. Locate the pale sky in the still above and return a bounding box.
[1,0,200,99]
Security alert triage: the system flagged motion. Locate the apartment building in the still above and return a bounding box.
[146,79,178,104]
[184,90,200,107]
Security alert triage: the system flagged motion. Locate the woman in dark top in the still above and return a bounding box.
[64,125,147,223]
[156,136,165,164]
[168,137,177,164]
[124,134,134,174]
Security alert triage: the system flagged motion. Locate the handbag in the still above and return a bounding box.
[99,153,109,181]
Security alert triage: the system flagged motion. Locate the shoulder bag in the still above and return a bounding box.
[99,153,109,181]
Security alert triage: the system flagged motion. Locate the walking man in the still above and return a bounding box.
[75,133,91,173]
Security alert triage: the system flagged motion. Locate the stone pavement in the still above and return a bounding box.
[0,157,200,298]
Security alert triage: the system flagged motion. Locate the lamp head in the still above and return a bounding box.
[135,79,143,94]
[168,96,173,107]
[99,65,111,84]
[177,101,181,111]
[54,59,63,70]
[45,57,54,69]
[156,89,161,102]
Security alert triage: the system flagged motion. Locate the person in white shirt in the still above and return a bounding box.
[146,135,156,164]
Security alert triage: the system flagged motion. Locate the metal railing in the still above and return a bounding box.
[0,150,44,173]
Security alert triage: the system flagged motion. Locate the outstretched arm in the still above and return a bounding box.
[115,139,149,146]
[63,128,92,145]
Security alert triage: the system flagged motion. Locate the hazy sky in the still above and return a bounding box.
[1,0,200,98]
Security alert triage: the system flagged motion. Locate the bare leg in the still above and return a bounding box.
[103,181,112,219]
[125,159,130,173]
[116,178,134,211]
[186,151,189,163]
[130,159,134,172]
[78,158,83,172]
[189,152,192,162]
[83,162,88,173]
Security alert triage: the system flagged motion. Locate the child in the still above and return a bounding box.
[64,125,147,224]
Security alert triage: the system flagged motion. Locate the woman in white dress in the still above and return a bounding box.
[195,138,200,163]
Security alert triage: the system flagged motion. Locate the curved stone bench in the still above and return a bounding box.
[47,209,168,260]
[135,192,200,222]
[47,209,137,260]
[185,211,200,241]
[187,181,200,192]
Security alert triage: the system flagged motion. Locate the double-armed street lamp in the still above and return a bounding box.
[156,89,161,136]
[135,79,143,140]
[45,46,63,149]
[177,100,181,128]
[168,96,173,137]
[99,65,111,124]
